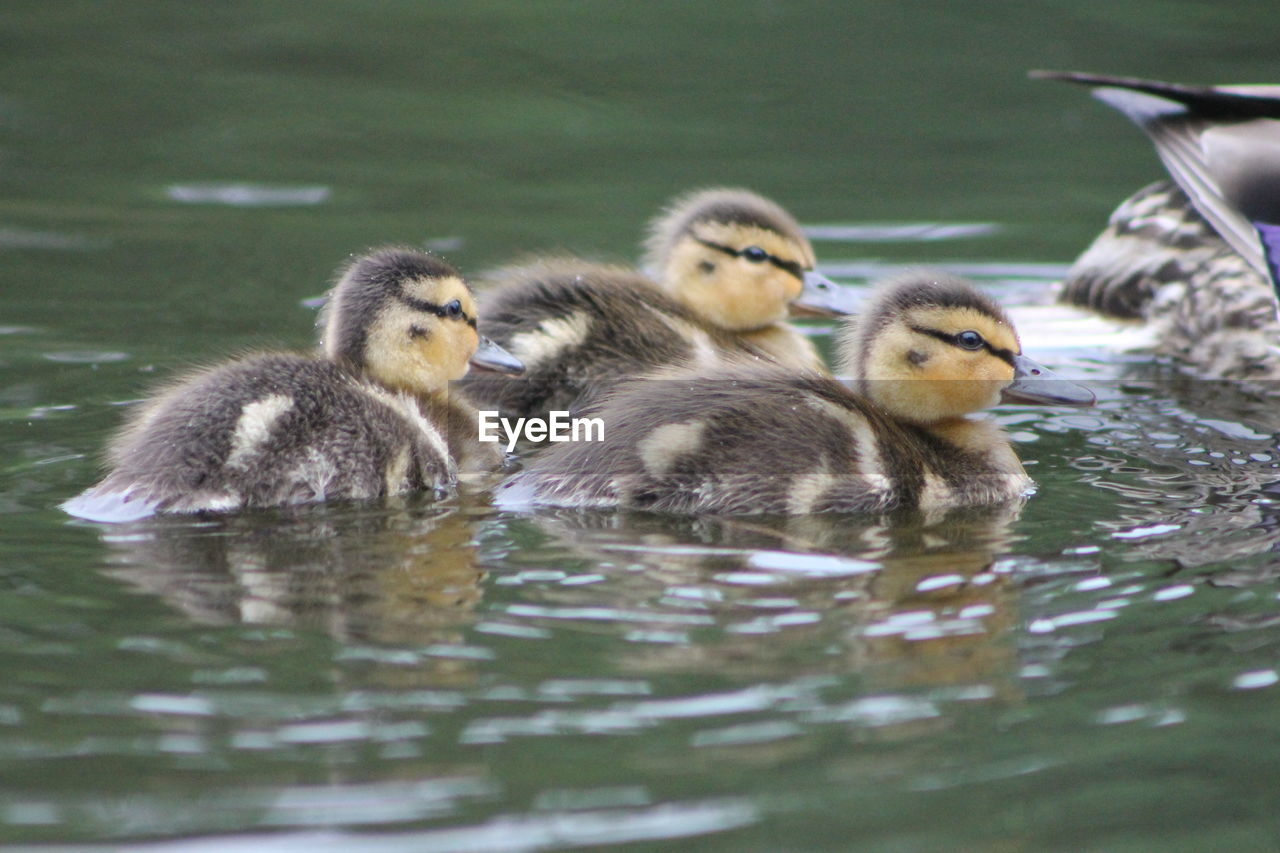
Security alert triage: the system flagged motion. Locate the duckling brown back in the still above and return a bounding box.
[84,354,453,520]
[498,272,1092,516]
[463,257,771,421]
[497,366,1026,515]
[63,248,520,522]
[464,188,851,422]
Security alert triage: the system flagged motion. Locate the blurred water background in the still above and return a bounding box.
[5,1,1280,850]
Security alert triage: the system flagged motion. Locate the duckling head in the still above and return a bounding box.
[838,272,1094,425]
[641,187,848,331]
[320,248,523,396]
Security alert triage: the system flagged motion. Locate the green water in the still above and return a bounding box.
[5,1,1280,850]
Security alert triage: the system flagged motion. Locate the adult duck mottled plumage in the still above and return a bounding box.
[1035,71,1280,379]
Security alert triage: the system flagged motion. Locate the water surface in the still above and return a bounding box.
[5,2,1280,850]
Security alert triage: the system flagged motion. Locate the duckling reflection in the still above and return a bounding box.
[95,502,488,681]
[494,503,1023,697]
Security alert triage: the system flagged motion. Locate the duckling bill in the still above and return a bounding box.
[63,248,523,523]
[498,272,1093,516]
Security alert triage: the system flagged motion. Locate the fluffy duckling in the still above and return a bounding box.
[1034,71,1280,379]
[497,272,1093,516]
[464,188,853,419]
[63,248,524,523]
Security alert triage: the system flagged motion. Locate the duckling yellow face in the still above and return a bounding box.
[643,188,818,332]
[365,273,481,395]
[840,274,1021,425]
[663,221,815,330]
[321,248,480,396]
[866,306,1019,423]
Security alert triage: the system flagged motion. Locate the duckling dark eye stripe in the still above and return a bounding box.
[909,325,1016,366]
[988,346,1016,367]
[692,237,806,281]
[399,294,476,326]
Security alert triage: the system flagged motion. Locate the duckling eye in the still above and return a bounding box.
[742,246,768,263]
[955,330,985,350]
[442,299,463,319]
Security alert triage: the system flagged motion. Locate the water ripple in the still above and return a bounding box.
[690,720,803,748]
[41,350,129,364]
[165,183,331,206]
[504,603,716,625]
[618,686,782,720]
[117,798,759,852]
[820,260,1071,280]
[745,551,878,577]
[1232,670,1279,690]
[805,695,941,727]
[803,222,998,242]
[0,227,108,251]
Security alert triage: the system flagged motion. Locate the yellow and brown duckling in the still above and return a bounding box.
[63,248,524,523]
[464,187,853,420]
[1034,71,1280,379]
[497,272,1093,516]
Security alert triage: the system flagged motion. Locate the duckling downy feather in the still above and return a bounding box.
[498,272,1093,516]
[64,248,523,522]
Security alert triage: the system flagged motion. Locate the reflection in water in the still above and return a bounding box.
[88,487,1025,706]
[496,502,1024,701]
[96,499,487,657]
[43,372,1280,846]
[77,492,1035,806]
[52,370,1280,846]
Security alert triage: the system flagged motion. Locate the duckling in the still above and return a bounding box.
[497,272,1094,516]
[641,187,853,363]
[464,187,853,420]
[1033,71,1280,379]
[63,248,524,523]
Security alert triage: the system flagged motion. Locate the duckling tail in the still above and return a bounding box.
[62,484,161,523]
